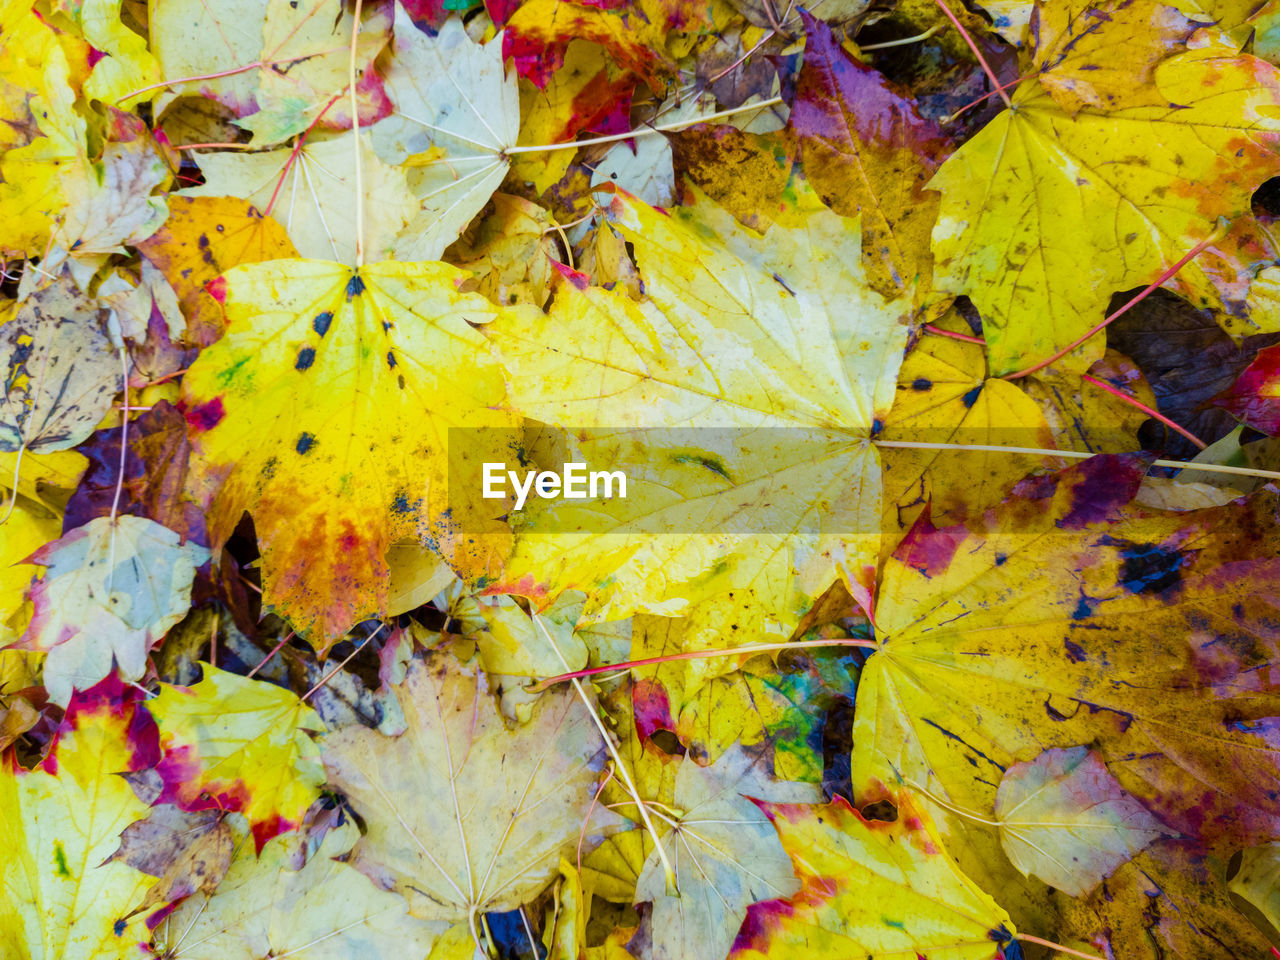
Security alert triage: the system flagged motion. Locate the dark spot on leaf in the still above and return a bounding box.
[346,273,365,298]
[397,374,406,390]
[672,452,732,482]
[184,397,225,431]
[961,385,982,408]
[911,377,932,391]
[1117,541,1188,594]
[114,919,127,936]
[387,350,397,369]
[53,842,70,878]
[1072,595,1094,620]
[1064,638,1087,662]
[312,311,333,336]
[391,492,411,514]
[295,347,316,371]
[296,432,316,455]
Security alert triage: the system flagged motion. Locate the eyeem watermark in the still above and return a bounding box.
[483,462,628,511]
[448,425,1150,535]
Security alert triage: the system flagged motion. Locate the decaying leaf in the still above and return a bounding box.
[147,664,324,849]
[371,6,520,260]
[180,259,520,642]
[852,454,1280,917]
[323,646,609,926]
[930,0,1280,374]
[731,794,1017,960]
[0,275,119,455]
[634,744,822,960]
[0,682,159,959]
[994,746,1170,897]
[491,189,907,634]
[105,805,235,918]
[14,515,209,705]
[149,816,461,960]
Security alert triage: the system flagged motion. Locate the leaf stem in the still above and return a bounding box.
[530,638,875,693]
[902,778,1002,827]
[0,444,24,525]
[260,93,342,218]
[859,24,944,50]
[940,73,1029,124]
[348,0,365,268]
[300,622,386,701]
[922,323,984,344]
[929,0,1012,108]
[918,326,1209,451]
[503,97,784,156]
[1003,220,1230,380]
[1015,934,1107,960]
[119,48,348,102]
[874,439,1280,480]
[246,630,295,679]
[531,612,680,896]
[1080,373,1207,450]
[105,345,132,594]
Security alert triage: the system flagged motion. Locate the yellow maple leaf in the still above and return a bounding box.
[0,688,158,959]
[181,259,518,642]
[147,664,325,848]
[732,794,1016,960]
[930,0,1280,374]
[852,455,1280,928]
[489,189,906,633]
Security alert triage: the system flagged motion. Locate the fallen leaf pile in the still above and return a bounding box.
[3,0,1280,958]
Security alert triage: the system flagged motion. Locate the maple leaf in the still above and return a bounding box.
[13,515,209,706]
[930,0,1280,374]
[136,196,299,347]
[489,189,906,632]
[632,744,822,960]
[0,680,160,960]
[0,275,120,456]
[851,454,1280,914]
[148,0,390,138]
[322,646,609,928]
[180,259,519,642]
[993,746,1171,897]
[146,664,325,849]
[149,816,460,960]
[370,5,520,260]
[731,794,1017,960]
[791,11,950,301]
[186,132,415,265]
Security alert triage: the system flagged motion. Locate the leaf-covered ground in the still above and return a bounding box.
[3,0,1280,958]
